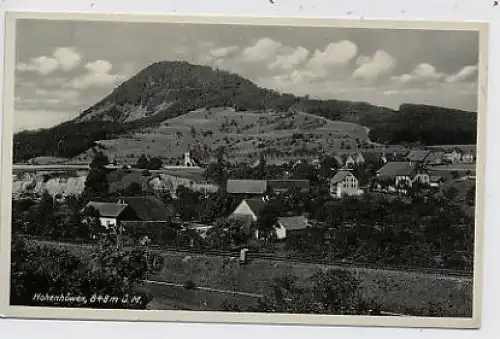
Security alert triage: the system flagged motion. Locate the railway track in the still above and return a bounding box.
[28,239,472,278]
[148,245,473,279]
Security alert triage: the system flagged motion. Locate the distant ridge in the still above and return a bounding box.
[13,60,478,162]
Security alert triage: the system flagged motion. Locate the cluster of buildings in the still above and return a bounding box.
[83,145,477,243]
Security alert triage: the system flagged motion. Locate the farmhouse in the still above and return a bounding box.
[273,216,310,240]
[375,162,415,192]
[329,170,362,198]
[405,150,431,166]
[117,196,176,222]
[85,196,176,228]
[84,201,129,228]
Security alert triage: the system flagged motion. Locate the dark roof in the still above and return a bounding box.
[85,202,128,218]
[119,196,175,221]
[406,150,431,162]
[267,180,310,192]
[376,162,415,177]
[226,179,267,194]
[424,151,445,163]
[430,176,444,182]
[277,216,309,231]
[242,198,267,216]
[361,152,382,162]
[330,170,355,184]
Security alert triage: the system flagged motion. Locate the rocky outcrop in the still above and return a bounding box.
[12,172,87,197]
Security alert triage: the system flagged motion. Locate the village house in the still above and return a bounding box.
[374,162,432,193]
[117,196,176,222]
[443,148,462,164]
[405,150,431,167]
[329,170,362,198]
[229,197,267,239]
[273,216,310,240]
[461,151,476,164]
[229,197,267,222]
[424,151,446,166]
[85,196,176,229]
[84,201,130,228]
[375,162,415,193]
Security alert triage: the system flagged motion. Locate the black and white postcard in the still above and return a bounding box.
[0,12,489,328]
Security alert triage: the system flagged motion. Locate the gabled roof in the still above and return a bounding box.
[267,179,310,192]
[376,162,415,177]
[226,179,267,194]
[406,150,431,162]
[118,196,175,221]
[242,198,267,216]
[85,201,128,218]
[424,151,446,163]
[330,170,355,184]
[277,216,309,231]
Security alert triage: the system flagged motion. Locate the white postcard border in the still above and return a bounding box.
[0,11,489,329]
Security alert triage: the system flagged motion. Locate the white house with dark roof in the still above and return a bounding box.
[229,197,268,239]
[329,170,362,198]
[84,201,129,228]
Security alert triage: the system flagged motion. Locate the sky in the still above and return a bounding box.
[13,19,480,132]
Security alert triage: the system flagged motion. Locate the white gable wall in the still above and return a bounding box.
[231,201,258,221]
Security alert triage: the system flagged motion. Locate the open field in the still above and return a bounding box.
[70,107,379,164]
[32,239,472,317]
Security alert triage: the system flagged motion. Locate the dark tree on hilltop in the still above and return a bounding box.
[135,154,150,169]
